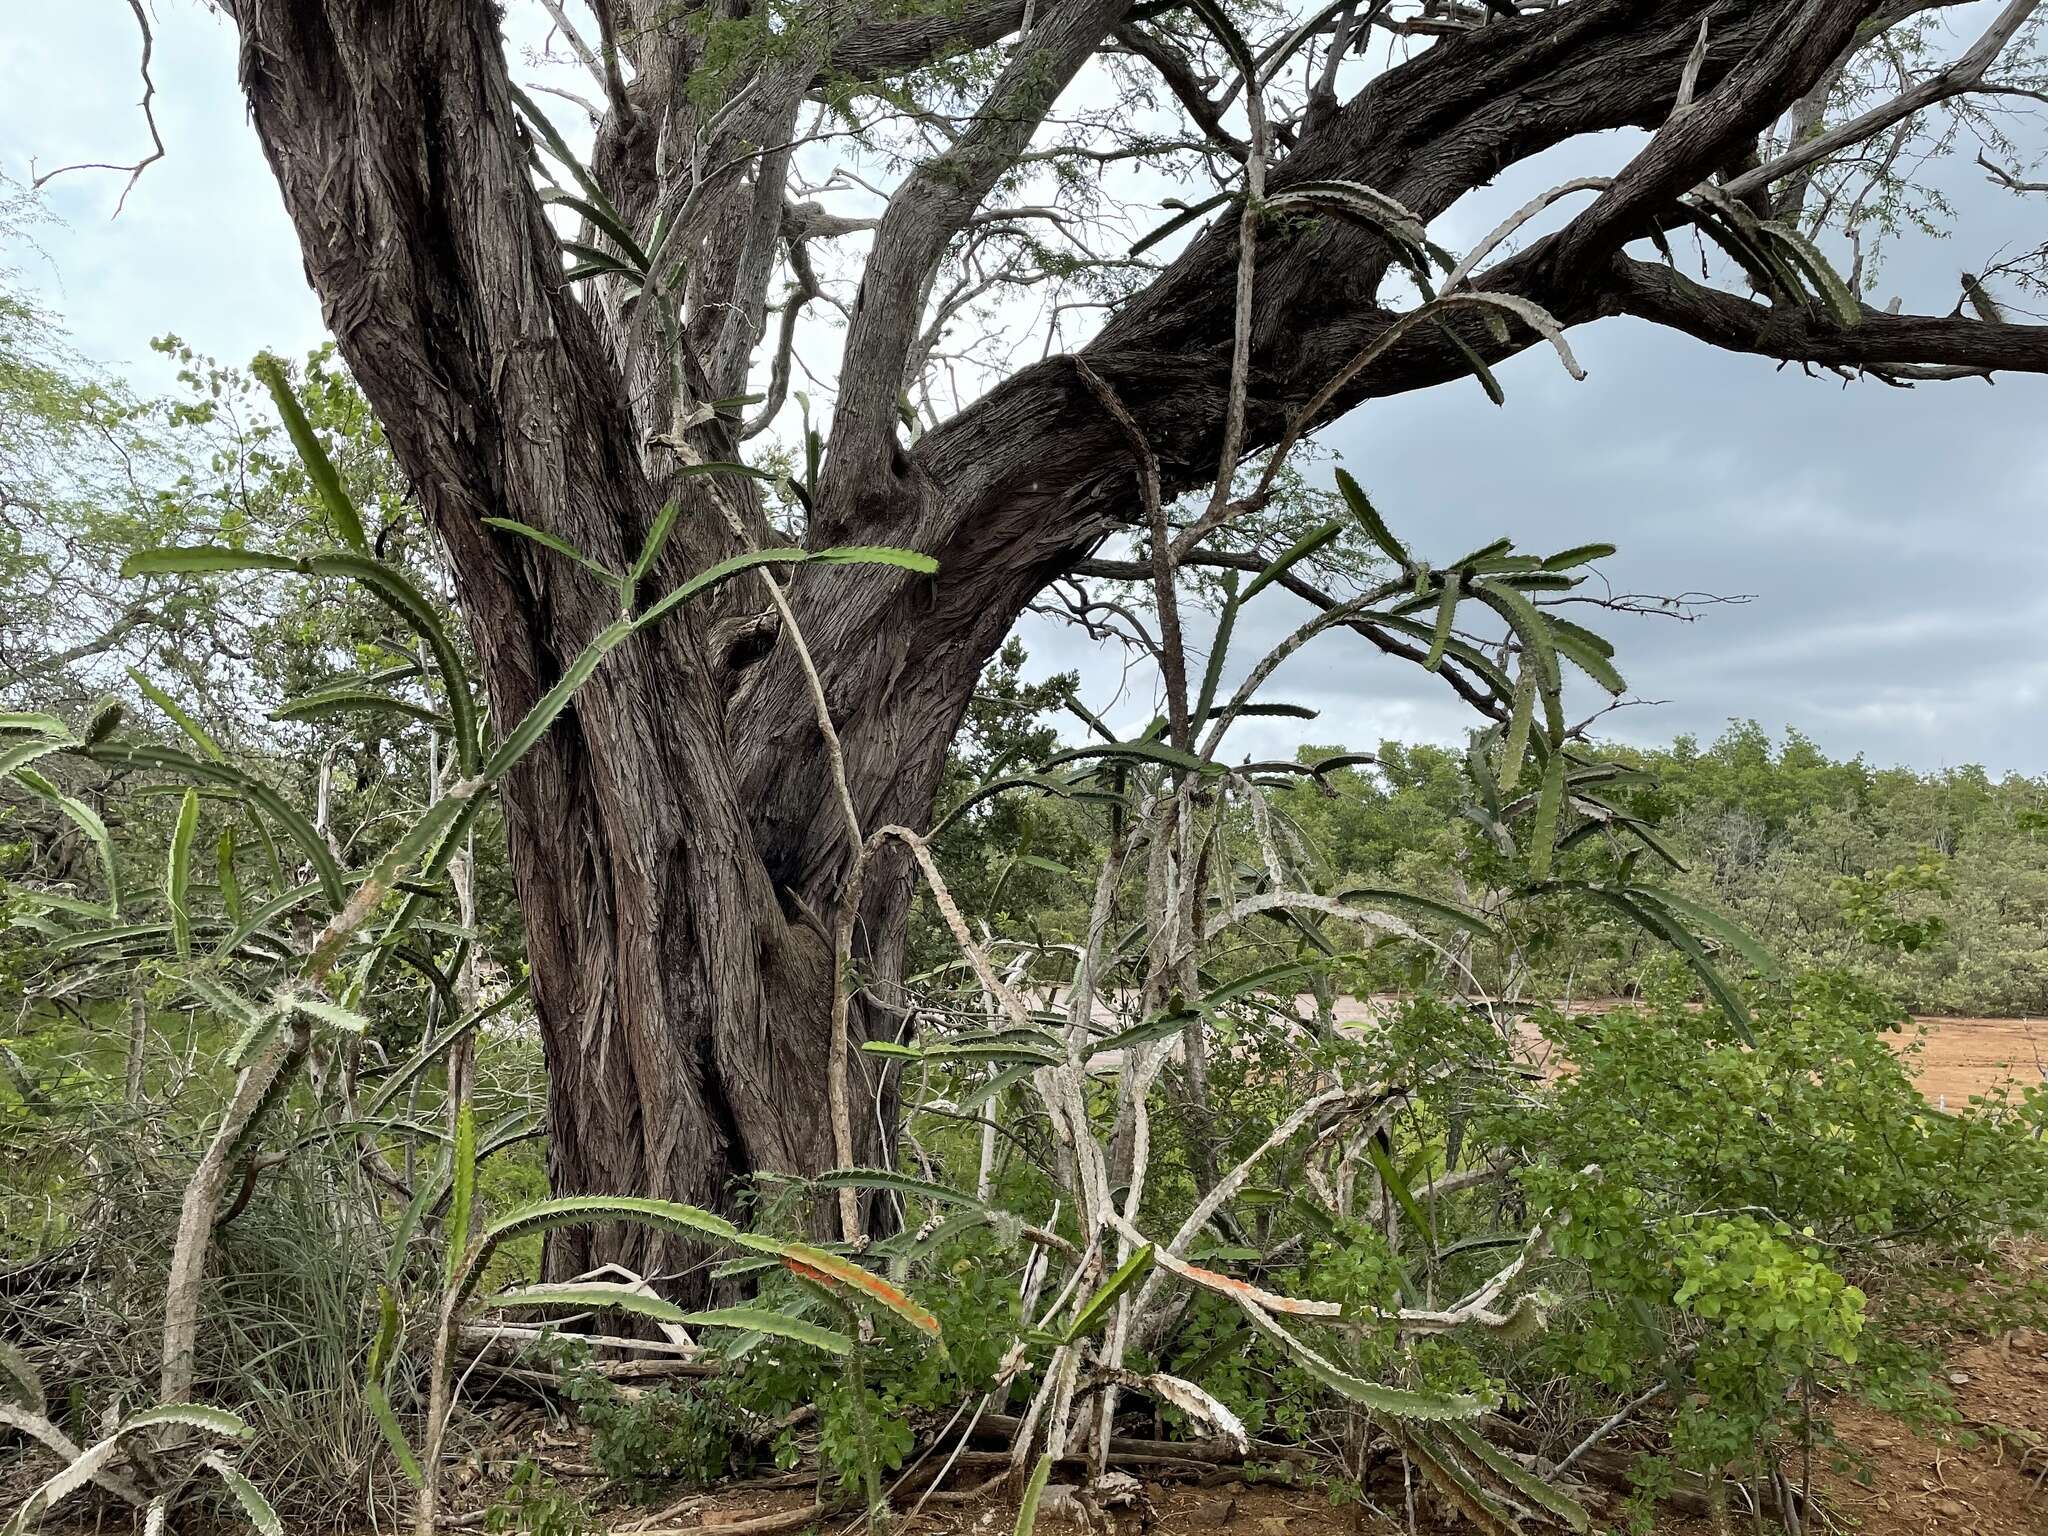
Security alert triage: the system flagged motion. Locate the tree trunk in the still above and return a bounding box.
[223,0,956,1298]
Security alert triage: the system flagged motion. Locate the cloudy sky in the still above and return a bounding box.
[4,4,2045,775]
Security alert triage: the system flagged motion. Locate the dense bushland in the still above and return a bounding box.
[7,0,2048,1521]
[5,320,2045,1536]
[1271,727,2048,1017]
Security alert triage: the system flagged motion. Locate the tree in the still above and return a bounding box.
[105,0,2047,1293]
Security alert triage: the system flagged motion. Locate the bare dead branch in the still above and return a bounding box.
[1981,150,2048,194]
[1726,0,2043,203]
[30,0,164,216]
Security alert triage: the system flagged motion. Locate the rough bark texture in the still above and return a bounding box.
[219,0,2048,1295]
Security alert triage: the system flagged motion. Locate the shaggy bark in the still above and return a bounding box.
[219,0,2048,1295]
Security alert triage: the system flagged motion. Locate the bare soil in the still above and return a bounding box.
[1903,1015,2047,1108]
[1505,1004,2045,1105]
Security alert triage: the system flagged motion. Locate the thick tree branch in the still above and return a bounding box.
[824,0,1032,83]
[1114,24,1249,161]
[1547,0,1883,285]
[1602,252,2048,374]
[745,238,824,440]
[535,0,608,91]
[818,0,1135,533]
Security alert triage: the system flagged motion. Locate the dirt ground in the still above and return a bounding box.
[1517,1006,2045,1106]
[1902,1015,2048,1108]
[1307,996,2048,1106]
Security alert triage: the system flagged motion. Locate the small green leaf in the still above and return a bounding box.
[1471,580,1562,741]
[122,1402,254,1440]
[271,687,450,730]
[1193,575,1241,726]
[1551,628,1626,695]
[809,544,939,574]
[0,713,72,739]
[1333,470,1407,566]
[486,1281,685,1324]
[1529,748,1566,879]
[1243,521,1343,600]
[808,1168,983,1209]
[15,769,122,917]
[216,829,242,924]
[1444,1422,1589,1532]
[206,1456,284,1536]
[480,619,634,778]
[1500,664,1535,788]
[483,517,620,579]
[633,549,805,631]
[1333,885,1493,938]
[366,1382,423,1487]
[1624,885,1780,977]
[0,1340,45,1415]
[1367,1138,1434,1251]
[1433,317,1505,405]
[82,695,124,746]
[368,1284,402,1381]
[0,739,67,780]
[1040,740,1215,777]
[1237,1306,1488,1421]
[289,995,371,1033]
[481,1196,741,1260]
[1426,574,1460,672]
[627,498,683,594]
[446,1103,477,1291]
[538,189,653,274]
[1542,542,1617,571]
[1581,888,1753,1041]
[1182,0,1256,76]
[1015,1454,1055,1536]
[306,554,479,775]
[1758,221,1862,329]
[121,545,302,577]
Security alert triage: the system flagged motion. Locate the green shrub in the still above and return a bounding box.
[1498,966,2048,1478]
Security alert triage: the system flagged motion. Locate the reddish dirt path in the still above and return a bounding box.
[1908,1015,2048,1107]
[1323,997,2048,1104]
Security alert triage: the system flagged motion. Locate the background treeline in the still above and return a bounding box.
[935,696,2048,1018]
[1298,725,2048,1017]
